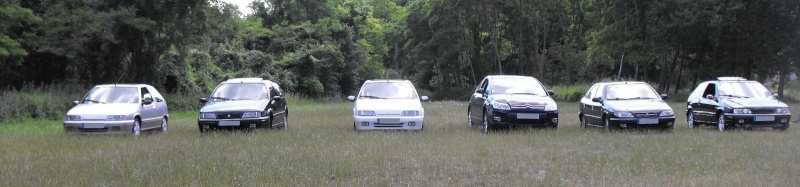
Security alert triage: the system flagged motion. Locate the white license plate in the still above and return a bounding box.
[517,113,540,119]
[754,116,775,122]
[81,123,105,129]
[377,118,400,124]
[218,121,240,126]
[638,118,659,124]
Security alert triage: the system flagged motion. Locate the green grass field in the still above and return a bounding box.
[1,101,799,186]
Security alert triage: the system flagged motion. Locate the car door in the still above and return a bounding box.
[581,84,601,126]
[139,87,158,129]
[147,86,168,123]
[269,83,286,126]
[695,83,718,123]
[470,78,489,121]
[588,84,606,126]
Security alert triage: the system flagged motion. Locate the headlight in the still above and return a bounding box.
[242,112,260,118]
[402,110,420,116]
[544,104,557,111]
[199,113,217,119]
[614,112,634,118]
[106,115,126,121]
[66,115,81,121]
[491,101,511,110]
[733,108,752,114]
[357,110,376,116]
[775,108,790,114]
[659,110,675,117]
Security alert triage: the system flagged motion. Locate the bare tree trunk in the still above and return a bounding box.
[778,68,788,97]
[491,3,502,75]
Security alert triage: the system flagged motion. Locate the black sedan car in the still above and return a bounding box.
[197,78,289,132]
[578,82,675,131]
[467,75,558,133]
[686,77,790,131]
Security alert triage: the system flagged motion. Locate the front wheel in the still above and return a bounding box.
[132,119,141,136]
[687,111,696,129]
[467,109,473,126]
[160,118,168,133]
[603,117,611,132]
[718,114,726,132]
[282,115,289,129]
[483,112,492,134]
[580,115,587,129]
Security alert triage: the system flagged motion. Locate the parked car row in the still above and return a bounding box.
[63,76,791,135]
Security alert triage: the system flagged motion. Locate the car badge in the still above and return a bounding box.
[525,104,531,109]
[227,114,231,118]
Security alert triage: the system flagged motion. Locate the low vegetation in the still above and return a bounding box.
[1,101,799,186]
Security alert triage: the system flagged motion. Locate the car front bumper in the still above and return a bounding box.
[608,117,675,129]
[63,120,136,135]
[487,110,559,127]
[724,114,791,129]
[198,117,270,130]
[353,116,424,131]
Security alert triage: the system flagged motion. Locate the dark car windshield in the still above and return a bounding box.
[210,83,269,101]
[82,87,139,104]
[604,84,660,100]
[358,82,418,99]
[718,82,774,99]
[488,78,547,96]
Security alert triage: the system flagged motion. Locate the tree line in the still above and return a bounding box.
[1,0,798,99]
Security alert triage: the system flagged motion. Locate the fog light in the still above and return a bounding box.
[493,116,502,121]
[781,119,788,123]
[738,119,745,124]
[250,123,257,128]
[552,118,558,123]
[203,125,210,129]
[361,122,369,126]
[620,124,627,128]
[409,122,416,126]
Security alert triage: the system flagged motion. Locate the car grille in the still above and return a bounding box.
[80,128,109,133]
[751,109,775,114]
[216,113,244,119]
[634,113,659,118]
[510,104,545,110]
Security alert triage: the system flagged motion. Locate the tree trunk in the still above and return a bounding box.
[778,68,788,98]
[491,4,502,75]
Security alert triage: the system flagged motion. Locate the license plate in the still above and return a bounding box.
[517,113,540,119]
[754,116,775,122]
[81,123,104,129]
[218,121,240,126]
[638,118,659,124]
[377,118,400,124]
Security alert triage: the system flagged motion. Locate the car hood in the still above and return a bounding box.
[490,94,556,106]
[67,104,139,116]
[200,100,268,112]
[604,99,672,112]
[355,99,422,111]
[720,98,787,108]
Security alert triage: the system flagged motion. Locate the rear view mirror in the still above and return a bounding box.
[142,98,154,105]
[347,96,356,101]
[72,101,79,106]
[421,96,429,101]
[199,98,208,103]
[660,94,668,100]
[773,94,780,99]
[547,90,555,96]
[476,89,485,94]
[591,97,602,103]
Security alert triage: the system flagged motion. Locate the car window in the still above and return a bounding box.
[718,82,774,99]
[702,83,716,98]
[487,77,547,95]
[591,85,604,99]
[585,84,598,99]
[81,87,139,104]
[210,83,269,101]
[146,86,164,102]
[603,84,660,100]
[359,82,419,99]
[476,78,488,92]
[269,85,279,98]
[689,82,708,100]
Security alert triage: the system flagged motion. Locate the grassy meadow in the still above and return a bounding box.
[1,101,800,186]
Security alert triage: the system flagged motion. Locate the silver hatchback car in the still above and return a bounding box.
[64,84,169,135]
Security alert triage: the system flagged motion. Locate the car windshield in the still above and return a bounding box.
[358,82,418,99]
[604,84,660,100]
[81,87,139,104]
[488,78,548,96]
[718,82,774,99]
[210,83,268,101]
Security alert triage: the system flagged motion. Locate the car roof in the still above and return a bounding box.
[364,79,412,83]
[95,84,151,88]
[486,75,536,80]
[596,81,649,86]
[223,78,276,85]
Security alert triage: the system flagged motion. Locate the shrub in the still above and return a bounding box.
[550,85,589,102]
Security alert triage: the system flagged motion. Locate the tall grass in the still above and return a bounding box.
[1,101,799,186]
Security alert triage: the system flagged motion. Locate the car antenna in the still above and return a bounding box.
[114,71,128,87]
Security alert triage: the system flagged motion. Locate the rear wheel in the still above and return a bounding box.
[160,118,168,133]
[718,114,726,132]
[482,112,492,134]
[687,111,696,129]
[132,119,141,136]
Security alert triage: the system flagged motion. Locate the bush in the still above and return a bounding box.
[551,85,589,102]
[0,84,88,122]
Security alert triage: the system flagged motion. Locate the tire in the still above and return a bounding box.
[603,117,611,132]
[687,111,696,129]
[468,109,473,126]
[718,114,726,132]
[483,112,492,134]
[282,114,289,129]
[132,119,141,136]
[160,118,168,133]
[580,115,587,129]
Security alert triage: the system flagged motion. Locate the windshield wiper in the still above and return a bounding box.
[508,93,541,96]
[720,94,749,98]
[211,97,235,101]
[83,99,105,104]
[359,95,386,99]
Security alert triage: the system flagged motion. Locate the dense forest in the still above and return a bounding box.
[1,0,799,99]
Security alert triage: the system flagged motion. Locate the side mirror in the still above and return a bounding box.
[199,98,208,103]
[476,89,485,94]
[547,90,555,96]
[72,101,79,106]
[347,96,356,101]
[660,94,668,100]
[142,98,154,105]
[591,97,602,103]
[773,94,780,99]
[421,96,429,101]
[705,94,715,100]
[273,96,283,100]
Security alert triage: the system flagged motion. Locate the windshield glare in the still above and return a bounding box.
[210,83,268,101]
[489,78,547,95]
[82,87,139,104]
[358,82,418,99]
[718,82,774,99]
[604,84,660,100]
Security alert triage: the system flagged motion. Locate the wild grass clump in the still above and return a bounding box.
[550,85,589,102]
[0,84,88,122]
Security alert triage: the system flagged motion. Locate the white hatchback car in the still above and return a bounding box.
[64,84,169,136]
[348,80,428,131]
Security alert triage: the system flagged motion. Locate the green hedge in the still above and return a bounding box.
[550,85,589,102]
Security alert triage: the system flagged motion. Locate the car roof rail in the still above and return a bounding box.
[225,78,264,83]
[717,77,747,81]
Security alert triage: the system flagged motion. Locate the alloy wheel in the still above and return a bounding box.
[161,118,168,133]
[718,114,726,132]
[687,112,695,129]
[133,120,141,136]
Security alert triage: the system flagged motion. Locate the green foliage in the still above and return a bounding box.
[0,0,40,65]
[551,85,590,102]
